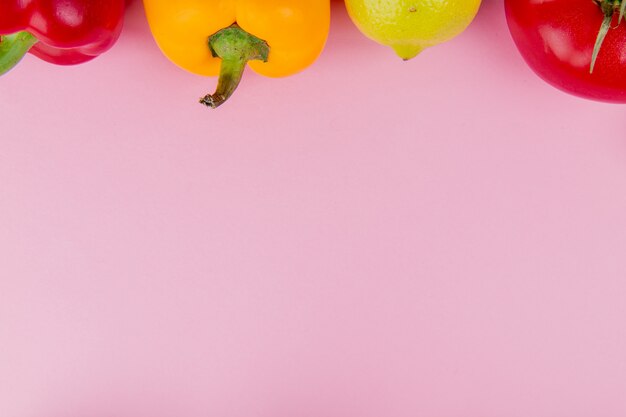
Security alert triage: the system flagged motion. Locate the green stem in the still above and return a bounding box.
[0,31,38,76]
[590,11,613,74]
[199,24,270,109]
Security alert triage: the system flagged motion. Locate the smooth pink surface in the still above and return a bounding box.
[2,1,626,416]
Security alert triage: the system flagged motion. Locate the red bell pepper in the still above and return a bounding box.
[0,0,126,76]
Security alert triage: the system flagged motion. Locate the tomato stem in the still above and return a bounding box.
[590,0,624,74]
[591,12,613,73]
[199,24,270,109]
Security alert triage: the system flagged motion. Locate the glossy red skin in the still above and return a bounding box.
[0,0,126,65]
[505,0,626,103]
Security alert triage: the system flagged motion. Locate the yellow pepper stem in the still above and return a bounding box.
[199,24,270,109]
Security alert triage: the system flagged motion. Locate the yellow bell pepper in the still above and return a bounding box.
[143,0,330,108]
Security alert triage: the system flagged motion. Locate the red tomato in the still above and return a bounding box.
[505,0,626,103]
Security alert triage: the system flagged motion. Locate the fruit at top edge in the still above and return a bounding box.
[505,0,626,103]
[345,0,482,60]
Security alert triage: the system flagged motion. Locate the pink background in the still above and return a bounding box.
[2,1,626,416]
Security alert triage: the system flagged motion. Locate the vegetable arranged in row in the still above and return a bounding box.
[505,0,626,103]
[2,0,626,106]
[0,0,126,76]
[143,0,330,108]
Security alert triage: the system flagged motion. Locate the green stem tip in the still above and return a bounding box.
[199,24,270,109]
[0,31,38,76]
[591,0,625,74]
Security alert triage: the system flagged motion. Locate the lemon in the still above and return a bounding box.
[345,0,482,60]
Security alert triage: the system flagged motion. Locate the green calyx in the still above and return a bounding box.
[620,0,626,23]
[199,23,270,109]
[0,31,38,76]
[591,0,625,74]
